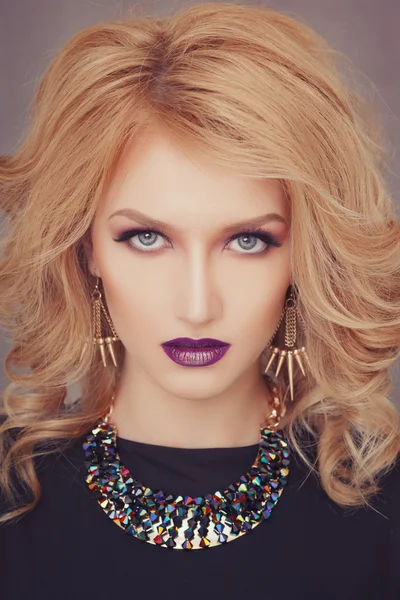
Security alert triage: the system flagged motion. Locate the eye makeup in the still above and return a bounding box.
[113,226,282,255]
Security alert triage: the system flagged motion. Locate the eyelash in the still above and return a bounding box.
[114,226,282,255]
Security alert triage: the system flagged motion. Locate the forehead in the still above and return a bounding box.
[98,131,289,226]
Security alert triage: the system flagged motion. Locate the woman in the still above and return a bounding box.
[0,2,399,599]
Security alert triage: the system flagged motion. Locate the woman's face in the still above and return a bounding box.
[86,131,291,400]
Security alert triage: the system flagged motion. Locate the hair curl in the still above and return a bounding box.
[0,2,399,525]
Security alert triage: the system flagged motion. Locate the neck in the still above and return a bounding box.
[110,359,283,449]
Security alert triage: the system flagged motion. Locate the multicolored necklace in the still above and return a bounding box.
[83,383,290,550]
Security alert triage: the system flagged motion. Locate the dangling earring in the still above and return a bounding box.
[264,287,311,402]
[91,277,119,368]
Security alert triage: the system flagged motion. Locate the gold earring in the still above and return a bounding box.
[264,287,311,402]
[91,277,119,367]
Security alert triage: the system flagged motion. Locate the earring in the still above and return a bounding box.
[104,393,115,424]
[264,287,311,402]
[91,277,119,367]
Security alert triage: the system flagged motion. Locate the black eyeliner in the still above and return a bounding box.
[113,226,282,249]
[114,227,165,243]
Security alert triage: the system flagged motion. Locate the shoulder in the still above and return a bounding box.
[291,440,400,522]
[0,417,78,510]
[376,454,400,572]
[349,453,400,547]
[378,453,400,498]
[376,453,400,516]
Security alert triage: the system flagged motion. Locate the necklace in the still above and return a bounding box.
[83,384,290,550]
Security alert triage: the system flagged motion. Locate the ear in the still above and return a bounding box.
[81,234,99,278]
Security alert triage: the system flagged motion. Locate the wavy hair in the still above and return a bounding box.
[0,2,399,524]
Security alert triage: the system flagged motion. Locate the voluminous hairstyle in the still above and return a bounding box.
[0,2,399,525]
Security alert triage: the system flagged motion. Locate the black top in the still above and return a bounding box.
[1,427,400,600]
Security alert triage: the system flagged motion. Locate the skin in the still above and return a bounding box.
[85,130,292,448]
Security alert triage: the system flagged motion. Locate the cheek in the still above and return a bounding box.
[104,282,159,332]
[93,237,163,323]
[243,289,287,335]
[238,267,290,338]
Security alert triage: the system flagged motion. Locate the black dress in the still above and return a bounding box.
[1,426,399,600]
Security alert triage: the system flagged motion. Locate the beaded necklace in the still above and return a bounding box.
[83,383,290,550]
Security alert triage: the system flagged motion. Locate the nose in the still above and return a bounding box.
[176,247,222,327]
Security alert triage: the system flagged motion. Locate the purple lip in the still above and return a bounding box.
[162,345,230,367]
[162,337,229,348]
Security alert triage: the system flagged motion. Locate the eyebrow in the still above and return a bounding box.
[108,207,288,232]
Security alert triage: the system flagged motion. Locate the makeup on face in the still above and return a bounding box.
[161,344,231,367]
[109,208,286,256]
[160,337,231,367]
[107,207,288,369]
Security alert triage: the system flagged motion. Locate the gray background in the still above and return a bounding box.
[0,0,399,405]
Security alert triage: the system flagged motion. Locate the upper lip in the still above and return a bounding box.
[162,337,229,348]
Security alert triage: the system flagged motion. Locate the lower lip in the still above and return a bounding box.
[161,345,230,366]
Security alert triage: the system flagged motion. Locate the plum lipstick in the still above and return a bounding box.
[161,337,231,367]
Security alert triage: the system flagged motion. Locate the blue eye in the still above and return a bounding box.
[113,227,282,254]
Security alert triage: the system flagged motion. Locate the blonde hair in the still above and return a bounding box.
[0,2,399,524]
